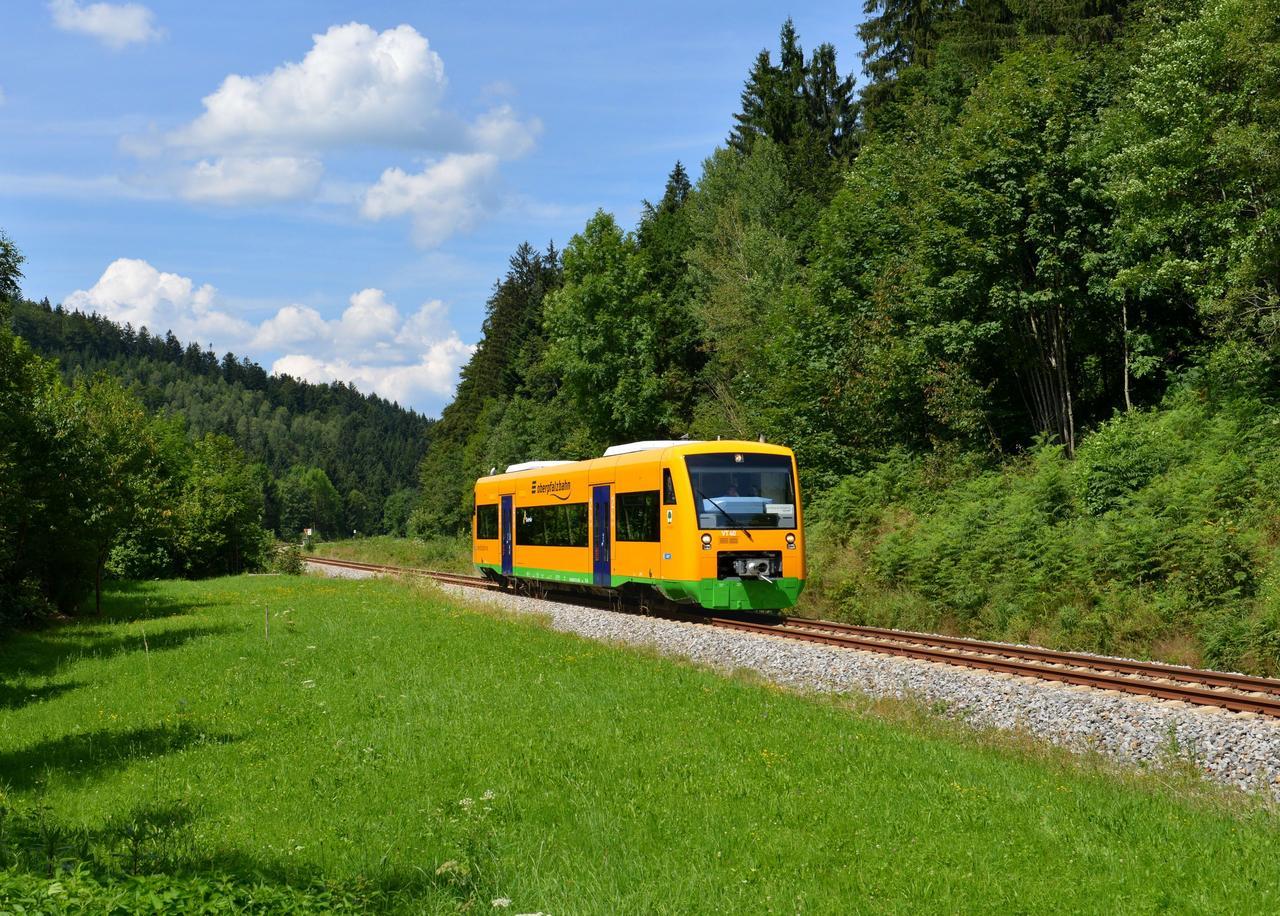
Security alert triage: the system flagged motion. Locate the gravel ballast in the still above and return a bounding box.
[307,561,1280,797]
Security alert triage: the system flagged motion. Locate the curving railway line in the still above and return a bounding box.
[304,555,1280,719]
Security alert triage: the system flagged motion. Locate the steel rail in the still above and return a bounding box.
[303,555,499,589]
[707,617,1280,717]
[302,555,1280,717]
[778,617,1280,697]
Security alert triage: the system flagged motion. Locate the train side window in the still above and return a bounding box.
[516,503,589,547]
[616,491,660,542]
[475,504,499,540]
[662,468,677,505]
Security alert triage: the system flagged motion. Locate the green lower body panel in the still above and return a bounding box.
[476,563,804,611]
[511,565,592,585]
[655,577,804,611]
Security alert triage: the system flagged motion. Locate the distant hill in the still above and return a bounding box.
[10,297,431,535]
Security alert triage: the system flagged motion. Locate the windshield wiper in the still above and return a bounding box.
[692,485,754,541]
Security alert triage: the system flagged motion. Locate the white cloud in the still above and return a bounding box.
[272,337,473,405]
[361,152,501,247]
[395,298,451,348]
[134,21,538,230]
[166,19,536,159]
[467,105,541,159]
[337,288,401,345]
[262,288,476,405]
[64,258,250,345]
[172,24,450,153]
[251,304,329,350]
[49,0,162,50]
[179,156,323,205]
[65,259,473,409]
[263,290,477,405]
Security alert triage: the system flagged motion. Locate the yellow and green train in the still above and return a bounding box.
[472,440,805,611]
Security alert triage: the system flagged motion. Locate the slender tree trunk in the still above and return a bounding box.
[1053,303,1075,457]
[1121,299,1132,412]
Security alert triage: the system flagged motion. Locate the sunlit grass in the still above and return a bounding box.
[1,574,1278,912]
[309,535,473,573]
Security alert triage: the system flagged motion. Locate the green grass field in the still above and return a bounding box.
[2,574,1279,912]
[309,535,473,573]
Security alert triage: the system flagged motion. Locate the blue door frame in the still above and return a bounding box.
[592,485,611,587]
[500,494,514,576]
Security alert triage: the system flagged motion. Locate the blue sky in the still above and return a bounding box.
[1,1,865,415]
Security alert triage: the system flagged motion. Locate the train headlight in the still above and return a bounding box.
[786,532,796,549]
[701,533,712,550]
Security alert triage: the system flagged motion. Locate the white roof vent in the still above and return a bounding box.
[602,440,702,457]
[504,460,575,473]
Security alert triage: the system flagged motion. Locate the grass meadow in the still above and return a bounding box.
[1,574,1279,912]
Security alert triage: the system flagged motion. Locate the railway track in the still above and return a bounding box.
[304,555,500,590]
[303,555,1280,718]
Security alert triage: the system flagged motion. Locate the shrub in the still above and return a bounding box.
[802,364,1280,672]
[271,543,305,575]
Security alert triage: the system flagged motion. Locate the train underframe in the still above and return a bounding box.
[476,565,804,612]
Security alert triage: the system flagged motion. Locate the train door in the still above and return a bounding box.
[500,494,513,577]
[592,484,611,586]
[660,465,678,582]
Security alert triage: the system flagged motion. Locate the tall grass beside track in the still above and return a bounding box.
[2,574,1279,912]
[309,535,473,574]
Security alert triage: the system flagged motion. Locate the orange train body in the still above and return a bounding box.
[472,440,805,611]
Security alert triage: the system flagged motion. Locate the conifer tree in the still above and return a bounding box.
[729,20,858,162]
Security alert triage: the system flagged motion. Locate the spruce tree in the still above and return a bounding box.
[729,20,858,162]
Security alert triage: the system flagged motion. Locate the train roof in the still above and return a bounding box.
[476,439,795,483]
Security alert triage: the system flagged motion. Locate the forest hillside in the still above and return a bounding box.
[10,298,431,538]
[411,0,1280,672]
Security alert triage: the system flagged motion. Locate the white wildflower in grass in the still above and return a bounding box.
[459,796,474,810]
[481,789,495,801]
[491,898,512,908]
[301,679,316,689]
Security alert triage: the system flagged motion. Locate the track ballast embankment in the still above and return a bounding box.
[303,555,1280,719]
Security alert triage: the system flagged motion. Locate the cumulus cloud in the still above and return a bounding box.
[64,258,251,344]
[131,21,538,238]
[179,156,323,205]
[172,24,446,153]
[251,304,329,351]
[262,290,476,403]
[65,259,473,409]
[167,22,537,160]
[271,337,473,404]
[337,288,401,345]
[361,152,501,247]
[49,0,162,50]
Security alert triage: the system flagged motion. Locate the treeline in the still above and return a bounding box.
[1,283,268,625]
[413,0,1280,669]
[12,298,431,537]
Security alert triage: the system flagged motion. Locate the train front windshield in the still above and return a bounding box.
[685,453,797,530]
